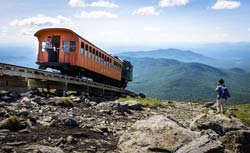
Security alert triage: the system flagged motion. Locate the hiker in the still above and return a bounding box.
[215,79,230,114]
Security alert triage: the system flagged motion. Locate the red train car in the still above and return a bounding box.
[34,28,133,87]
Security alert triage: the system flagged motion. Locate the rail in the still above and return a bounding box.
[0,62,135,96]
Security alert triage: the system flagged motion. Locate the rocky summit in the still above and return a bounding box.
[0,91,249,153]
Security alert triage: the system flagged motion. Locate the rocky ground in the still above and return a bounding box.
[0,91,249,153]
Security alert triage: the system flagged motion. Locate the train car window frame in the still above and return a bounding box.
[92,49,95,60]
[41,41,46,52]
[95,50,98,61]
[62,40,68,52]
[89,49,92,58]
[85,44,88,56]
[80,42,85,55]
[69,41,76,52]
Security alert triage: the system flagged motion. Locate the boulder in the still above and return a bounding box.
[116,103,130,113]
[120,100,143,111]
[118,115,200,153]
[221,130,250,153]
[190,114,247,136]
[176,133,224,153]
[19,97,37,108]
[64,118,79,127]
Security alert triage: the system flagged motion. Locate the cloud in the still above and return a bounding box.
[0,26,8,37]
[89,0,119,8]
[212,0,240,10]
[248,28,250,32]
[21,27,37,36]
[133,6,160,16]
[75,11,118,19]
[159,0,189,7]
[69,0,86,7]
[144,26,161,32]
[69,0,119,8]
[10,15,72,27]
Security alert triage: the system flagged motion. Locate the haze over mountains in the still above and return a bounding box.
[118,48,250,71]
[0,43,250,104]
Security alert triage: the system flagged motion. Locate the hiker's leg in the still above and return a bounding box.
[221,99,225,113]
[216,100,220,113]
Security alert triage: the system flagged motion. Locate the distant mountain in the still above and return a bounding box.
[118,48,213,62]
[117,47,250,71]
[124,57,250,104]
[185,42,250,70]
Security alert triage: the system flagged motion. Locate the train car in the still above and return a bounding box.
[34,28,133,88]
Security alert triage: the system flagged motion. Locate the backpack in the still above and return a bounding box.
[220,86,230,99]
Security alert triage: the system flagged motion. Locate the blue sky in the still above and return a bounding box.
[0,0,250,50]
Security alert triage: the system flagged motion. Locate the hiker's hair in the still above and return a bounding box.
[218,79,224,85]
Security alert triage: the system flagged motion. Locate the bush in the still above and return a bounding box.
[58,97,73,107]
[0,116,24,131]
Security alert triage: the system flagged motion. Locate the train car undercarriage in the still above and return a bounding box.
[37,62,127,88]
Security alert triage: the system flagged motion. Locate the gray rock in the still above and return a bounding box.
[118,115,200,153]
[120,100,143,110]
[203,102,215,108]
[67,135,74,143]
[6,141,28,146]
[0,95,13,102]
[0,101,7,107]
[116,103,130,113]
[176,134,224,153]
[64,118,79,127]
[24,144,64,153]
[190,114,247,136]
[221,130,250,153]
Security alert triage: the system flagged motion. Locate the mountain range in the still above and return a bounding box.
[123,57,250,104]
[117,47,250,71]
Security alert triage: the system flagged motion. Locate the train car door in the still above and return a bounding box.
[48,36,60,62]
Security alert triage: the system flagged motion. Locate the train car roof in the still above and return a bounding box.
[34,28,122,63]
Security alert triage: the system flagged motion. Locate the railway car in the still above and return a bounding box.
[34,28,133,88]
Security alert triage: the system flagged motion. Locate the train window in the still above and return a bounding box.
[88,50,91,58]
[95,50,98,61]
[86,51,88,57]
[70,41,76,52]
[85,44,88,51]
[92,49,95,60]
[62,41,68,52]
[80,42,84,55]
[41,41,46,52]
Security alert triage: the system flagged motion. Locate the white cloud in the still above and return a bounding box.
[10,15,72,27]
[133,6,160,16]
[21,27,37,36]
[248,28,250,32]
[212,0,240,10]
[144,26,161,32]
[90,0,119,8]
[69,0,86,8]
[159,0,189,7]
[75,11,118,19]
[69,0,119,8]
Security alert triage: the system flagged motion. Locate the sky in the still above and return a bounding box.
[0,0,250,51]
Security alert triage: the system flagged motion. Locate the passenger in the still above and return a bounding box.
[45,36,54,62]
[45,36,53,51]
[215,79,230,114]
